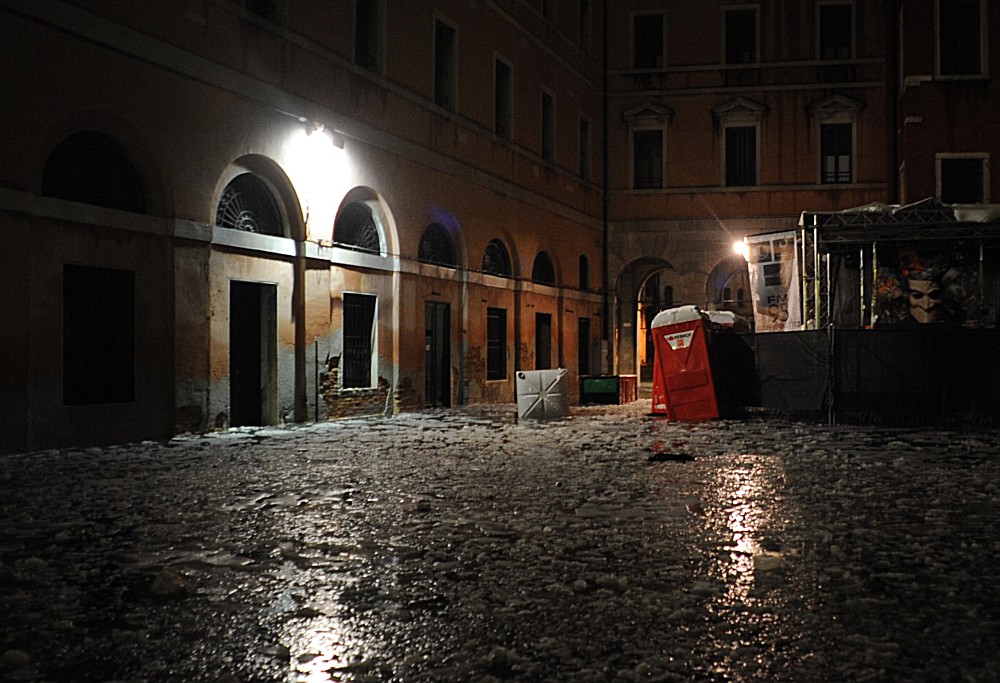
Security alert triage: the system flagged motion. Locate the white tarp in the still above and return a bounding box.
[706,310,737,327]
[515,368,570,419]
[650,305,703,328]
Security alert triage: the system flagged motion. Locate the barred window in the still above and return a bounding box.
[486,308,507,380]
[334,202,381,254]
[418,223,457,267]
[483,239,512,277]
[216,173,283,236]
[342,293,376,389]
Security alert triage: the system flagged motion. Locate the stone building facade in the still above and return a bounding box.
[2,0,997,452]
[0,0,605,452]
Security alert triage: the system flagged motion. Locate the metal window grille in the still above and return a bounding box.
[334,202,381,254]
[483,239,512,277]
[486,308,507,380]
[343,293,376,388]
[216,173,283,236]
[419,223,457,267]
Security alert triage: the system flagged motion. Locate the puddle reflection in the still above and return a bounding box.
[283,613,383,683]
[715,464,768,606]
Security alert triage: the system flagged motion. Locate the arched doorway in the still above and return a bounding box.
[706,256,753,322]
[614,257,674,383]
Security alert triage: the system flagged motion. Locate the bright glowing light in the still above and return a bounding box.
[282,125,352,242]
[733,239,750,262]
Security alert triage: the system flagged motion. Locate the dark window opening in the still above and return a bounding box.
[542,91,556,162]
[578,317,591,375]
[355,0,382,71]
[63,264,135,405]
[343,293,376,388]
[633,129,663,189]
[663,284,674,308]
[940,158,985,204]
[535,312,552,370]
[579,117,591,180]
[486,307,507,380]
[334,202,381,254]
[483,239,512,277]
[819,4,852,60]
[939,0,982,76]
[216,173,284,236]
[42,131,145,213]
[543,0,555,21]
[579,0,592,52]
[532,251,556,285]
[725,9,757,64]
[579,254,590,291]
[633,13,664,68]
[434,20,457,109]
[821,123,852,184]
[419,222,457,267]
[725,126,757,187]
[495,60,512,140]
[246,0,277,20]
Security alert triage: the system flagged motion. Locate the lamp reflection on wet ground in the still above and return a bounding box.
[645,419,795,680]
[282,615,368,683]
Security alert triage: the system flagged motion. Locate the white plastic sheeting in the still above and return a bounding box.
[515,368,570,419]
[650,305,704,329]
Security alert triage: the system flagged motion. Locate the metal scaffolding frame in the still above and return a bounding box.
[798,199,1000,329]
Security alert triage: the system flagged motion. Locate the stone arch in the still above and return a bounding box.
[37,111,168,216]
[482,238,512,278]
[613,256,676,378]
[418,222,458,267]
[420,206,466,269]
[482,226,521,279]
[214,155,305,241]
[706,255,752,319]
[42,131,146,213]
[531,250,557,285]
[334,187,394,256]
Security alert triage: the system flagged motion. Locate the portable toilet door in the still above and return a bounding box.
[650,305,719,421]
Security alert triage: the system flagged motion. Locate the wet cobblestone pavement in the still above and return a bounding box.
[2,402,1000,682]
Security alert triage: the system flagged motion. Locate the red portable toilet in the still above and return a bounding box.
[650,305,719,421]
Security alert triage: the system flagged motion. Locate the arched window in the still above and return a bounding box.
[482,238,512,277]
[334,202,381,254]
[531,251,556,285]
[418,222,457,267]
[41,131,145,213]
[216,173,283,236]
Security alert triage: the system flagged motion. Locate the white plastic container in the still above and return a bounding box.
[515,368,570,419]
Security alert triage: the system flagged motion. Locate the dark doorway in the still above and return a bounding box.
[578,317,591,376]
[425,301,451,407]
[230,281,277,427]
[536,312,552,369]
